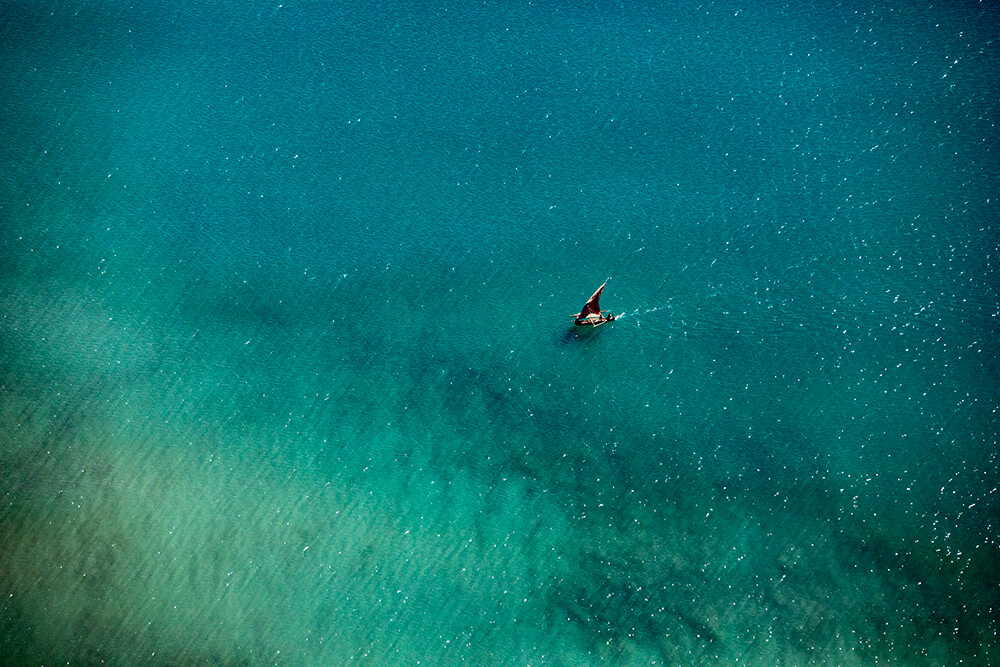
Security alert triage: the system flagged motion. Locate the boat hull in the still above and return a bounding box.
[573,314,615,327]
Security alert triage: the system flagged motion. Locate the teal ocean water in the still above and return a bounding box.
[2,1,998,663]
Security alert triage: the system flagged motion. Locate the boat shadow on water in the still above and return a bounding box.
[559,320,613,344]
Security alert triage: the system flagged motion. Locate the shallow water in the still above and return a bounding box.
[2,1,998,664]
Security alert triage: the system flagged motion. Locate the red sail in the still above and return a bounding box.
[576,282,606,319]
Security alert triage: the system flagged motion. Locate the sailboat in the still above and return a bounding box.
[572,282,616,326]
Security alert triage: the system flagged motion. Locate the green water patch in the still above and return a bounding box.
[3,213,998,663]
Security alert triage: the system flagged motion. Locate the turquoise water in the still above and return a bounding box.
[2,0,997,663]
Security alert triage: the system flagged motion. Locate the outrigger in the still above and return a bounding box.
[572,282,616,327]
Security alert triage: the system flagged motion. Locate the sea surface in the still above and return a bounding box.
[2,1,998,664]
